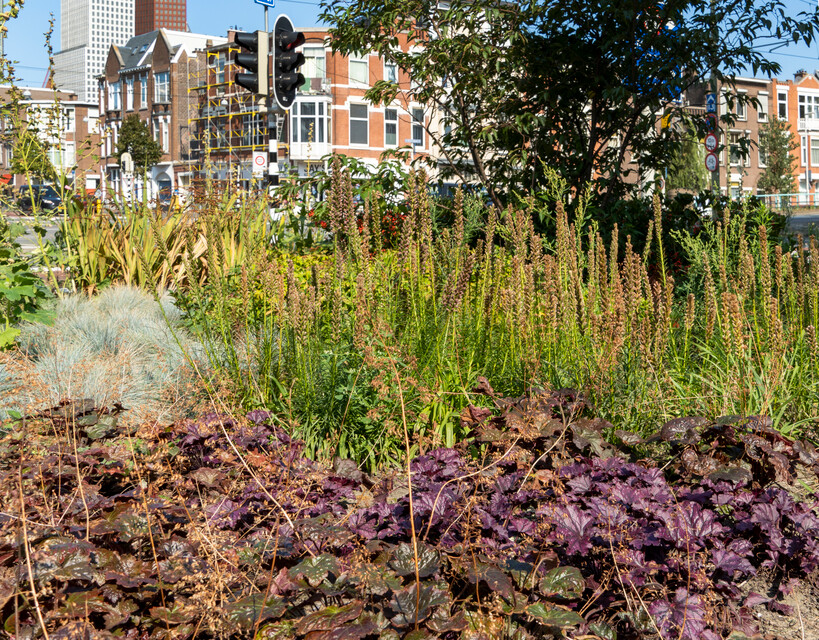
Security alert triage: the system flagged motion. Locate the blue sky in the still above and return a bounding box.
[4,0,324,87]
[4,0,819,88]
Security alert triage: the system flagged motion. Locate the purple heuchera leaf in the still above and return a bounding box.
[551,505,595,555]
[205,498,249,528]
[649,588,708,640]
[246,409,272,425]
[712,549,755,577]
[658,502,726,550]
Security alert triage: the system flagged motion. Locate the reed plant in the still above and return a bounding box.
[171,169,819,469]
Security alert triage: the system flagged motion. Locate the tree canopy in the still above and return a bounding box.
[757,116,798,195]
[116,114,162,174]
[321,0,819,208]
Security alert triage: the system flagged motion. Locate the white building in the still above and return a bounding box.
[53,0,135,102]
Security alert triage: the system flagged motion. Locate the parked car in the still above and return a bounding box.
[17,184,62,213]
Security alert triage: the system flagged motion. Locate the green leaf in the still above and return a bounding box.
[0,326,20,349]
[389,583,448,627]
[590,621,617,639]
[225,595,287,630]
[539,566,585,599]
[294,601,364,635]
[150,605,195,625]
[389,541,441,578]
[526,604,584,627]
[289,553,339,587]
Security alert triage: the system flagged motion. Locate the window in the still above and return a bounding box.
[802,135,808,165]
[140,74,147,106]
[735,93,746,120]
[412,108,424,147]
[154,71,170,103]
[757,92,768,122]
[241,113,265,146]
[126,77,134,110]
[291,102,326,144]
[210,52,226,83]
[385,108,397,146]
[811,138,819,166]
[798,94,819,119]
[108,81,121,110]
[291,101,327,144]
[349,103,368,145]
[301,47,326,91]
[728,131,749,167]
[759,143,767,168]
[349,54,368,85]
[778,90,788,119]
[384,59,398,83]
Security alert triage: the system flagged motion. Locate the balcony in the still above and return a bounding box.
[798,117,819,131]
[289,140,331,161]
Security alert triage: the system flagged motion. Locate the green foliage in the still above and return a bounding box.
[10,124,56,184]
[322,0,819,206]
[116,114,163,174]
[171,171,818,469]
[757,116,799,195]
[0,217,52,349]
[666,128,709,193]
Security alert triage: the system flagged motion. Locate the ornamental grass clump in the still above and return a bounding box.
[172,167,819,469]
[0,285,207,424]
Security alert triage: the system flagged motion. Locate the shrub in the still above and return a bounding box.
[1,393,816,639]
[0,285,206,423]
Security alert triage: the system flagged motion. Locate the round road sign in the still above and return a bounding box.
[705,152,719,173]
[704,133,718,152]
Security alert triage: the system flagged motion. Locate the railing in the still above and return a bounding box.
[797,117,819,131]
[756,192,819,210]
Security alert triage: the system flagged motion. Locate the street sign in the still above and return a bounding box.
[704,113,717,132]
[706,93,716,113]
[254,0,275,7]
[704,133,718,152]
[252,150,268,176]
[705,152,718,172]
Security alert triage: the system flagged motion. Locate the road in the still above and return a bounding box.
[787,212,819,239]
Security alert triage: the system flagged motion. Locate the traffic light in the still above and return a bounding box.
[272,15,305,110]
[234,30,269,96]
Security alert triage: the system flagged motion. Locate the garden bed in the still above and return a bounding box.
[1,387,817,639]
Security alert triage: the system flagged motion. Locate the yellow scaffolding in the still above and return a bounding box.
[187,47,287,184]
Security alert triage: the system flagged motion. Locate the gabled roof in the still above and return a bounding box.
[112,29,228,74]
[112,30,164,72]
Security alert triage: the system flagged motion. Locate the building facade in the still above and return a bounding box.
[0,86,101,190]
[53,0,136,102]
[135,0,187,36]
[771,71,819,202]
[719,76,770,199]
[99,29,226,200]
[189,28,430,187]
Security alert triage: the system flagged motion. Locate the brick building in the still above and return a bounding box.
[189,28,430,186]
[99,29,226,200]
[0,86,101,190]
[135,0,187,35]
[771,70,819,202]
[719,76,770,199]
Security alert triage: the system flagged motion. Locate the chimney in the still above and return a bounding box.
[795,68,808,81]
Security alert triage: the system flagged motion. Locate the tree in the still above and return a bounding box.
[665,128,708,193]
[321,0,819,209]
[757,116,798,195]
[10,125,56,183]
[116,114,162,174]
